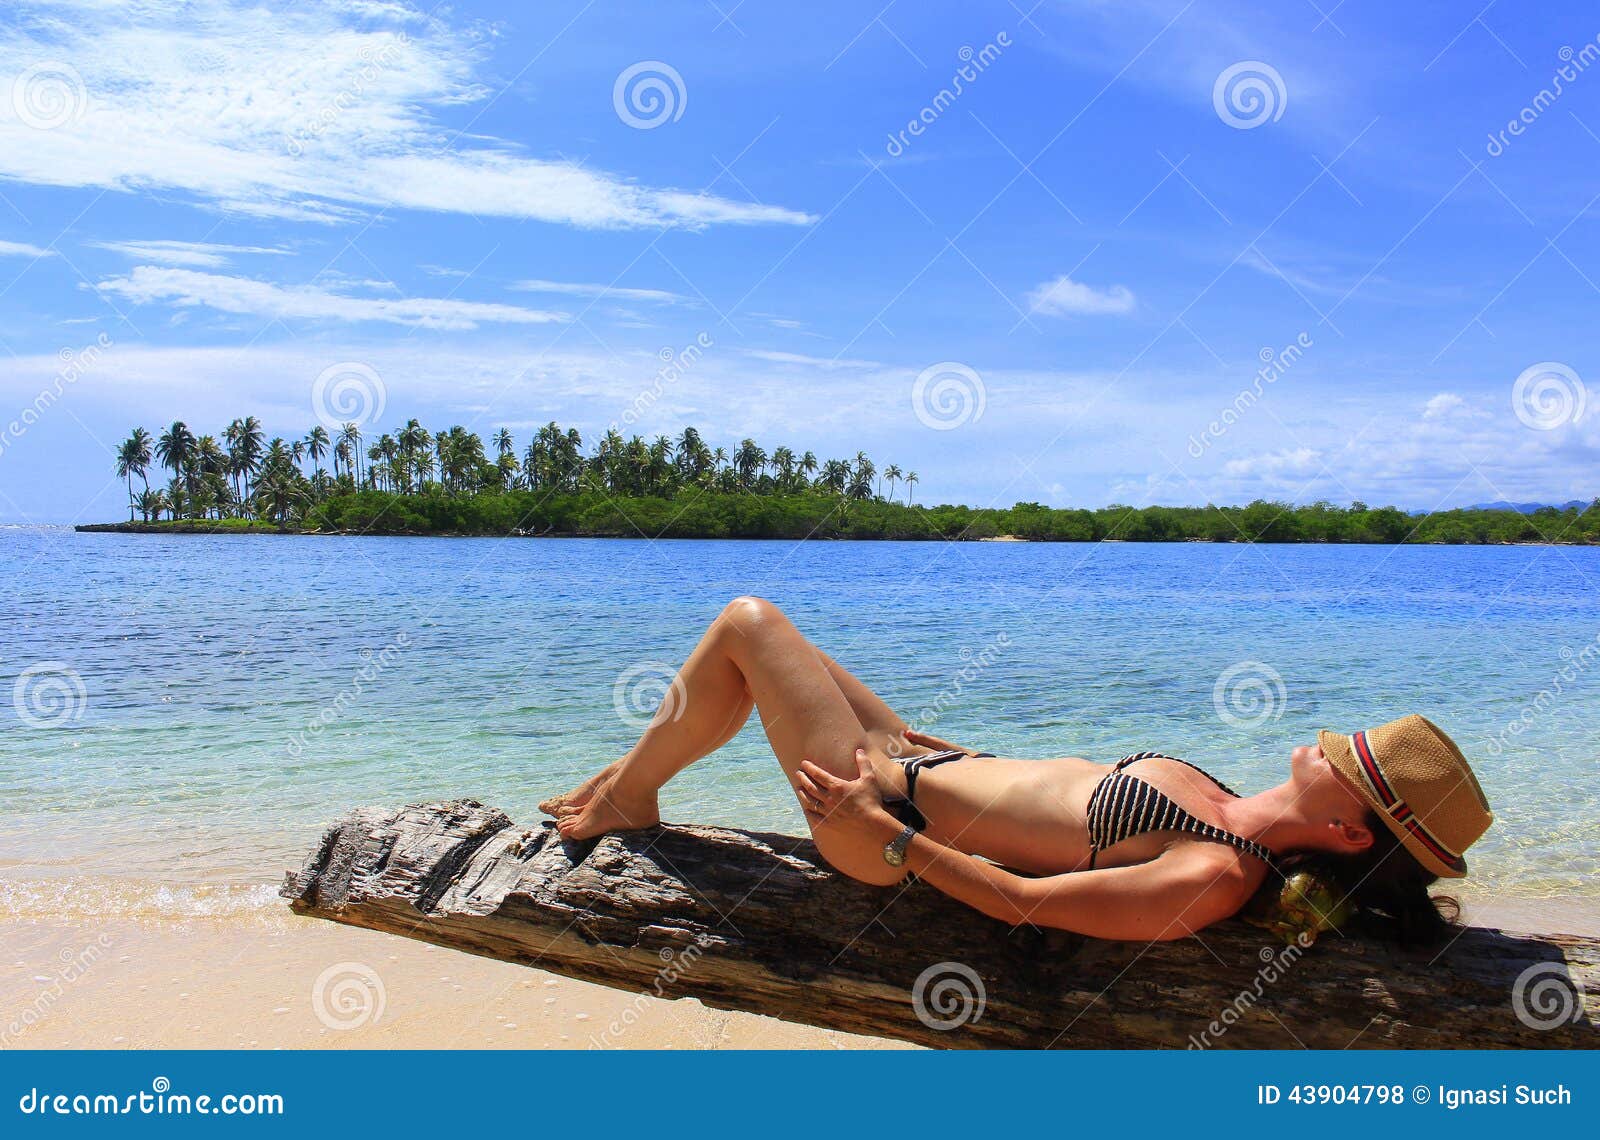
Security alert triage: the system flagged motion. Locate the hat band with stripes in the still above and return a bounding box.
[1351,730,1467,873]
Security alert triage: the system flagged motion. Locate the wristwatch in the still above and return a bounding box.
[883,824,917,867]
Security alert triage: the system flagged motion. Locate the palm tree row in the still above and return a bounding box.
[114,419,920,523]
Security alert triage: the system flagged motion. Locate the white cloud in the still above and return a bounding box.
[0,239,55,258]
[1025,275,1136,317]
[0,1,813,231]
[86,239,291,269]
[1221,447,1321,479]
[744,349,879,370]
[94,266,569,330]
[509,279,686,304]
[1422,391,1464,419]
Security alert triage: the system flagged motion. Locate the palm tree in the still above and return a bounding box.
[115,439,140,520]
[339,423,363,485]
[733,439,766,490]
[193,435,228,517]
[136,487,169,522]
[851,452,875,501]
[155,422,196,517]
[116,428,153,520]
[494,428,514,459]
[799,450,819,487]
[304,426,330,482]
[904,470,919,505]
[883,464,902,503]
[225,416,264,500]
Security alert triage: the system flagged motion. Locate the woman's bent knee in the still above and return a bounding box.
[722,595,782,626]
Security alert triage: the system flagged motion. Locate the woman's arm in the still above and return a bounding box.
[877,814,1248,940]
[797,751,1250,942]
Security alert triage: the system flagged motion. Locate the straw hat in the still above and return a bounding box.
[1317,714,1492,879]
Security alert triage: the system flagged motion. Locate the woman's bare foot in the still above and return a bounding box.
[554,783,660,841]
[539,760,622,816]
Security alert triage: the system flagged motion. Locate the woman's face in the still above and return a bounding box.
[1289,742,1375,848]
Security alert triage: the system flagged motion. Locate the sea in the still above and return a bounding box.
[2,526,1596,920]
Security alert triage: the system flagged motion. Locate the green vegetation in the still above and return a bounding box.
[109,418,1598,543]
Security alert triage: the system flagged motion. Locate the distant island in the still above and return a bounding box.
[80,417,1599,544]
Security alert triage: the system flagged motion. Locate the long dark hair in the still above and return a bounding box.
[1325,810,1460,946]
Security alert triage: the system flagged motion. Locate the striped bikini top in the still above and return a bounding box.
[1085,752,1281,872]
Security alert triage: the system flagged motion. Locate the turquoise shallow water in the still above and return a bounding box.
[1,526,1597,916]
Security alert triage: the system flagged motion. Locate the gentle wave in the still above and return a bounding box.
[0,876,285,922]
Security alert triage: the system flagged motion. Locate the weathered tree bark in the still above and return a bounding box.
[283,800,1599,1049]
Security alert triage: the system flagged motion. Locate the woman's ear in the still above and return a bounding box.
[1331,818,1374,853]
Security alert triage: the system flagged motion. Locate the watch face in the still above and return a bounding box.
[883,845,905,867]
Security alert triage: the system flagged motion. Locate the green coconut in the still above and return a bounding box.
[1243,868,1355,946]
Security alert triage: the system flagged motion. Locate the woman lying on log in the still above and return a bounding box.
[542,597,1492,944]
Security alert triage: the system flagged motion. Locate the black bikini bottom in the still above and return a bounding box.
[880,748,995,831]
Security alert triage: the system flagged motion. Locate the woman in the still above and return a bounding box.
[544,597,1493,944]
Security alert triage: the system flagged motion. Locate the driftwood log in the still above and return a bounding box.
[283,799,1599,1049]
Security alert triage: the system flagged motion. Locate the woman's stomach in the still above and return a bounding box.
[916,756,1105,874]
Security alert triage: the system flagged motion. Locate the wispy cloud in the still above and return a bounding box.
[86,239,291,269]
[745,349,879,370]
[509,279,687,304]
[0,1,813,230]
[1025,275,1136,317]
[1221,446,1321,480]
[94,266,569,330]
[0,239,55,258]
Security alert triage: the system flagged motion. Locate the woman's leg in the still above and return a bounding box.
[554,596,911,884]
[538,619,912,816]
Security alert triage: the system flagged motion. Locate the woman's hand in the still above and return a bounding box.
[795,749,894,833]
[903,727,980,756]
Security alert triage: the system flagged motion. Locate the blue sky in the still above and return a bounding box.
[1,0,1598,522]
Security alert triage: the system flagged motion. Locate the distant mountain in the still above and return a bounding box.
[1467,500,1589,514]
[1405,500,1590,518]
